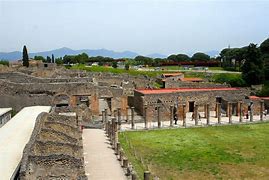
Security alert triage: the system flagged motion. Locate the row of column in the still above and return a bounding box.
[102,100,265,130]
[105,117,151,180]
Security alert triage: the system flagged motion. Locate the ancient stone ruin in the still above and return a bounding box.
[19,112,87,179]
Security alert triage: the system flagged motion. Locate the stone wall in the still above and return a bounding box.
[19,112,87,179]
[134,88,251,122]
[164,80,230,88]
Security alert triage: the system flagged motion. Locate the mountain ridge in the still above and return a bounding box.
[0,47,219,61]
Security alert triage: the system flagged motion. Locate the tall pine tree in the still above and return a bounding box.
[52,54,55,63]
[22,45,29,67]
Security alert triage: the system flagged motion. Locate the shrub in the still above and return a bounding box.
[0,60,9,66]
[213,74,247,87]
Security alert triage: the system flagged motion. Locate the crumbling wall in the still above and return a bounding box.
[19,113,87,180]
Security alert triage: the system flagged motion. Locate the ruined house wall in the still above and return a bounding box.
[19,113,87,180]
[164,80,230,88]
[134,89,250,121]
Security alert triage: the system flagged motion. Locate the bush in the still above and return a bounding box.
[213,74,247,87]
[0,60,9,66]
[257,82,269,96]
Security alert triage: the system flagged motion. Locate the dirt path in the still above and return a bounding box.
[82,129,126,180]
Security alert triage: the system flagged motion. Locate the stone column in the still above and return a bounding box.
[131,107,135,129]
[170,105,174,127]
[126,106,129,123]
[204,104,207,118]
[123,158,128,168]
[239,101,243,123]
[117,108,121,130]
[228,102,232,124]
[157,106,161,128]
[102,110,105,122]
[144,171,150,180]
[183,104,186,127]
[114,109,117,118]
[104,108,108,133]
[114,121,118,149]
[250,104,253,122]
[217,103,221,124]
[194,104,198,126]
[111,118,116,146]
[226,102,229,117]
[132,172,137,180]
[116,142,120,155]
[144,105,148,129]
[206,103,210,125]
[260,100,264,121]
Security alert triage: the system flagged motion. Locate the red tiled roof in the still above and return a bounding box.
[135,88,240,95]
[249,96,260,100]
[162,73,183,77]
[179,77,203,82]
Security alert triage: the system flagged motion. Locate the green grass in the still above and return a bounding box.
[119,123,269,179]
[70,64,165,77]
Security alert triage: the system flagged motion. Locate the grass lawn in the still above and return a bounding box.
[119,123,269,179]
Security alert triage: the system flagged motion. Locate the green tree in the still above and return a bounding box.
[112,61,118,68]
[125,63,130,70]
[46,56,52,63]
[22,45,29,67]
[55,57,63,65]
[134,56,153,66]
[52,54,55,63]
[34,56,45,62]
[241,44,264,85]
[176,54,190,62]
[260,38,269,54]
[191,52,210,61]
[75,53,88,64]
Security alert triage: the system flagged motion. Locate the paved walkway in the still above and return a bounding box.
[82,129,126,180]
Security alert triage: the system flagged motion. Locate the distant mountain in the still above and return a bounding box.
[205,50,219,57]
[147,53,167,58]
[0,47,159,61]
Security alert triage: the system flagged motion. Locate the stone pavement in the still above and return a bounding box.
[82,129,127,180]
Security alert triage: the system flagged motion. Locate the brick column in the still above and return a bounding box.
[239,101,243,123]
[260,100,264,121]
[157,106,161,128]
[170,105,174,127]
[217,103,221,124]
[228,102,232,124]
[144,105,148,129]
[183,104,186,127]
[206,103,210,125]
[131,107,135,129]
[194,104,198,126]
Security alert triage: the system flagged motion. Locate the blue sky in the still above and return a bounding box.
[0,0,269,55]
